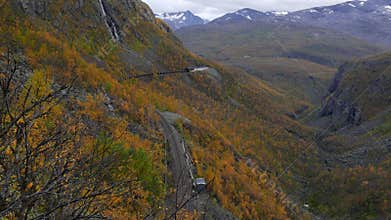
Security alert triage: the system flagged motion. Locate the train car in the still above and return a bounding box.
[194,178,207,192]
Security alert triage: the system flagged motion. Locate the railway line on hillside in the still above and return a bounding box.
[157,111,236,219]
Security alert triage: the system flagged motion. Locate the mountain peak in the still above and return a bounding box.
[236,8,262,14]
[287,0,391,46]
[208,0,391,46]
[210,8,269,24]
[156,10,205,30]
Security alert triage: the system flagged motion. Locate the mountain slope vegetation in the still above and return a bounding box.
[178,5,391,219]
[1,0,389,219]
[307,52,391,219]
[0,0,320,219]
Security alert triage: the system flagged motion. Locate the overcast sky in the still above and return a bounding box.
[143,0,349,20]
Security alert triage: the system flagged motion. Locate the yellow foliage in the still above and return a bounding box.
[26,182,33,190]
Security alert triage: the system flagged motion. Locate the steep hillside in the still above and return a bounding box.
[2,0,389,219]
[320,52,391,128]
[305,53,391,219]
[0,0,321,219]
[176,6,391,218]
[177,20,381,104]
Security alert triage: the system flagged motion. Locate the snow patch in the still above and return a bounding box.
[157,12,185,21]
[272,11,289,16]
[235,11,254,20]
[382,5,391,14]
[323,8,334,14]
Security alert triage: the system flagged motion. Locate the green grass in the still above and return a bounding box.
[368,116,391,137]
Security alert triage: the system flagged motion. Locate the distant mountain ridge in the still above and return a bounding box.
[211,8,288,24]
[288,0,391,47]
[156,11,205,30]
[209,0,391,46]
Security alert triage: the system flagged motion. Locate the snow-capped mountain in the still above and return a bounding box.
[209,0,391,46]
[211,8,291,24]
[156,11,205,30]
[287,0,391,46]
[289,0,391,20]
[292,0,391,16]
[211,8,269,23]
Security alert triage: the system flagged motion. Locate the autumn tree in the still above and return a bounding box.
[0,38,140,219]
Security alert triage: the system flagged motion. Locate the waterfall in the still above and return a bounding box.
[98,0,120,41]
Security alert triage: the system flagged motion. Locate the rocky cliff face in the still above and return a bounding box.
[320,52,391,128]
[320,96,362,127]
[14,0,170,40]
[15,0,154,19]
[15,0,89,18]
